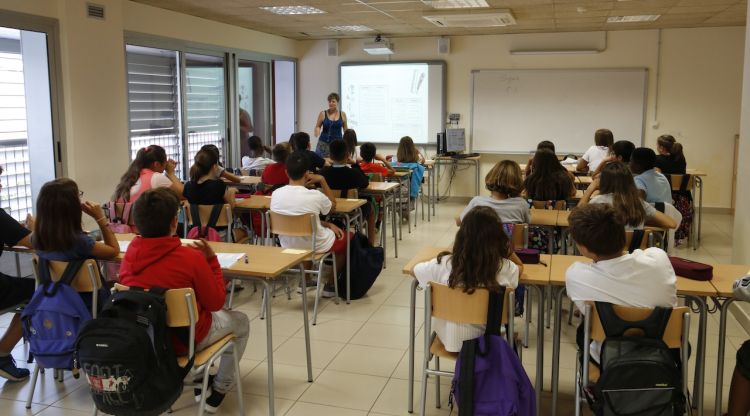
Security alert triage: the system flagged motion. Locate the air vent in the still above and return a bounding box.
[423,11,515,27]
[87,3,105,20]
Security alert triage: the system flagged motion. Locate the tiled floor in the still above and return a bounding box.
[0,202,745,415]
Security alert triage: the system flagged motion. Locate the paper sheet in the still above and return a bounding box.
[281,249,307,255]
[118,241,130,252]
[216,253,245,268]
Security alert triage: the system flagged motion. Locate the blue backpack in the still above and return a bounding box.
[451,290,536,416]
[22,259,92,370]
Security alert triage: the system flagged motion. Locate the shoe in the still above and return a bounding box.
[321,284,337,298]
[0,355,30,381]
[194,374,215,403]
[204,389,226,414]
[297,280,318,294]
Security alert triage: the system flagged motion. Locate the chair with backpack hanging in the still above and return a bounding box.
[104,201,135,234]
[77,284,243,416]
[184,203,233,243]
[420,282,532,416]
[23,257,102,409]
[574,302,690,416]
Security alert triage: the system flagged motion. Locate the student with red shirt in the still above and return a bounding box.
[119,188,249,414]
[260,142,291,187]
[358,142,395,177]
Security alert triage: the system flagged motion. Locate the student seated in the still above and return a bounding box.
[577,129,613,173]
[391,136,426,213]
[414,206,522,352]
[359,142,395,177]
[524,140,556,176]
[565,203,677,362]
[591,140,635,178]
[523,148,576,201]
[630,147,673,204]
[184,149,237,209]
[261,143,291,187]
[343,128,361,163]
[270,152,349,294]
[119,188,249,413]
[200,144,241,183]
[579,162,676,230]
[241,135,274,171]
[458,160,530,226]
[113,145,184,203]
[290,131,327,172]
[0,165,35,381]
[655,134,687,175]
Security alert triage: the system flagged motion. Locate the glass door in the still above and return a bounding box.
[184,53,227,168]
[236,59,270,159]
[273,60,296,144]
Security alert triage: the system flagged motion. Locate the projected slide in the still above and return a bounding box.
[341,63,430,144]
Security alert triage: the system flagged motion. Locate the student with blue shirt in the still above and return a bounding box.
[630,147,673,204]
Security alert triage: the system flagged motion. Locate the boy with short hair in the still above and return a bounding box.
[119,188,249,413]
[359,142,395,177]
[261,142,291,187]
[565,203,677,361]
[630,147,673,203]
[290,132,326,172]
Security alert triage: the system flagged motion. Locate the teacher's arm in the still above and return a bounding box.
[314,111,324,137]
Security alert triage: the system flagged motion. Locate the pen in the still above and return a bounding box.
[244,254,249,264]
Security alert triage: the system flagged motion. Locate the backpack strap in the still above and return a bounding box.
[594,302,672,339]
[36,258,85,297]
[679,175,691,192]
[189,204,203,231]
[458,339,477,416]
[484,289,504,337]
[628,229,645,253]
[206,204,224,230]
[190,204,223,238]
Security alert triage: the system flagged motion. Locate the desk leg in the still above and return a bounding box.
[345,213,351,304]
[261,280,276,416]
[551,287,566,416]
[529,284,545,415]
[299,266,313,383]
[407,176,412,233]
[684,295,707,416]
[392,190,398,258]
[408,279,418,413]
[715,298,735,416]
[399,187,404,241]
[260,210,266,245]
[697,176,703,248]
[381,195,387,268]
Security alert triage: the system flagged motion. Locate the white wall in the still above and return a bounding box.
[298,28,745,209]
[733,2,750,264]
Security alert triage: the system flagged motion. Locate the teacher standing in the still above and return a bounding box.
[314,92,347,158]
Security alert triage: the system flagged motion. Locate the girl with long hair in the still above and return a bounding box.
[184,149,237,209]
[414,206,523,352]
[113,145,183,202]
[524,148,576,201]
[577,128,614,173]
[655,134,687,174]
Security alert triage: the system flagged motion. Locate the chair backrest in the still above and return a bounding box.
[510,223,527,249]
[332,188,358,199]
[587,302,688,349]
[530,200,566,210]
[665,174,694,192]
[184,203,232,227]
[369,173,383,182]
[32,257,102,293]
[429,283,512,326]
[624,229,652,252]
[112,283,198,329]
[267,211,315,237]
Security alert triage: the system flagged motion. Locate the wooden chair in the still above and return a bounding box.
[510,223,528,249]
[112,284,244,416]
[267,212,337,325]
[183,203,234,243]
[530,200,567,210]
[420,283,517,416]
[26,258,103,409]
[574,302,689,416]
[666,174,694,193]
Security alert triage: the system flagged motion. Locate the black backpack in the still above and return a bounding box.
[75,287,194,416]
[336,232,384,300]
[591,302,684,416]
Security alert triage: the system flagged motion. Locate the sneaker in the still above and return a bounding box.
[194,374,215,403]
[0,355,30,381]
[296,280,318,294]
[204,389,226,414]
[321,284,337,298]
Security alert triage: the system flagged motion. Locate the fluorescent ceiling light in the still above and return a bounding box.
[607,15,660,23]
[324,25,373,32]
[423,0,489,9]
[260,5,325,15]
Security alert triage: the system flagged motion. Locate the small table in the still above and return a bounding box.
[359,182,401,263]
[434,155,481,198]
[423,160,436,221]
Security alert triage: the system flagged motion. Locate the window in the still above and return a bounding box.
[185,53,226,166]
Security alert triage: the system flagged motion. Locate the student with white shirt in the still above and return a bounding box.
[579,161,676,231]
[630,147,673,204]
[241,135,274,171]
[414,206,523,352]
[576,128,613,173]
[565,203,677,362]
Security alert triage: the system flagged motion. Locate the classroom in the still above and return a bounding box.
[0,0,749,415]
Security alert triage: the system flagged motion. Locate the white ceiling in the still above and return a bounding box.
[132,0,747,40]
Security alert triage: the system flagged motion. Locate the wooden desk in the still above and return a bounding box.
[434,155,481,197]
[530,209,559,227]
[683,169,707,250]
[557,210,570,227]
[360,182,401,261]
[401,247,549,414]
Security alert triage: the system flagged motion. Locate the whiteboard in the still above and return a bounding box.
[470,68,648,154]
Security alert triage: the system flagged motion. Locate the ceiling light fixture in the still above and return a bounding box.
[259,5,325,15]
[422,0,490,9]
[324,25,374,32]
[607,15,660,23]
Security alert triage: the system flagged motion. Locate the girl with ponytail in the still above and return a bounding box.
[184,149,236,208]
[655,134,687,174]
[113,145,183,202]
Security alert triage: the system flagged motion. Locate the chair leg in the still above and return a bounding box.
[331,253,339,305]
[419,365,429,416]
[574,354,582,416]
[93,403,99,415]
[25,364,39,409]
[227,280,236,310]
[197,365,211,416]
[567,299,575,326]
[435,357,441,409]
[232,342,245,415]
[312,262,325,326]
[285,276,292,300]
[524,290,531,348]
[259,290,267,320]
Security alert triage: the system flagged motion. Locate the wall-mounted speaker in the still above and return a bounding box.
[438,37,450,55]
[327,40,339,57]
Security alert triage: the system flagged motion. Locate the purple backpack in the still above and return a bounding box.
[22,259,92,369]
[451,291,536,416]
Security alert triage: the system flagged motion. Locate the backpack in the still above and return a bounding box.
[21,259,90,370]
[591,302,684,416]
[187,203,224,242]
[451,290,536,416]
[336,232,383,300]
[75,287,194,416]
[105,201,134,234]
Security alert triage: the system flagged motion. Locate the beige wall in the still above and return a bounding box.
[734,2,750,264]
[0,0,297,209]
[298,28,745,209]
